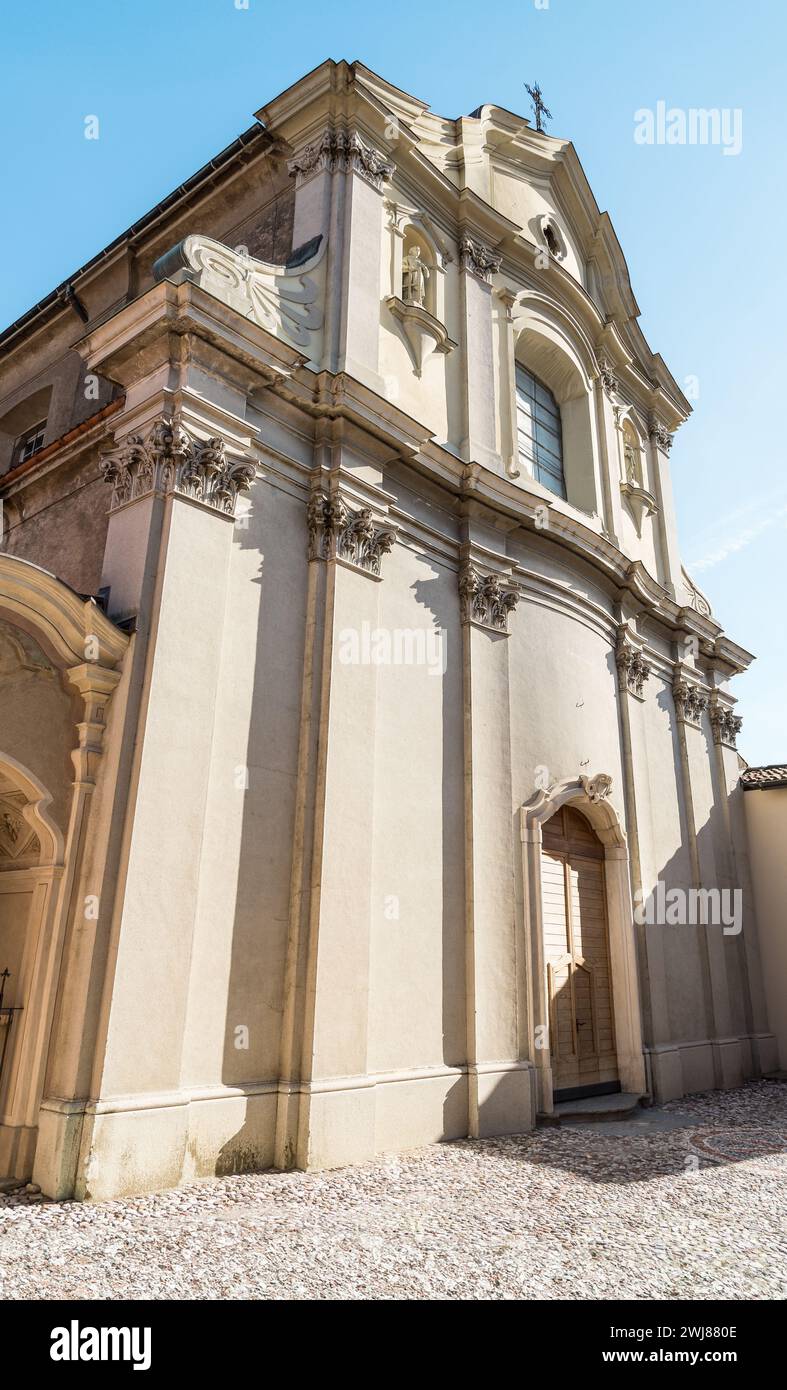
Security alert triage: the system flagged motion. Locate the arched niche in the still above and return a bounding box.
[386,202,449,326]
[615,406,658,543]
[519,774,647,1114]
[511,300,599,516]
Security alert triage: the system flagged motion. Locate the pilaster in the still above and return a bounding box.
[459,515,532,1137]
[457,233,503,474]
[276,458,399,1170]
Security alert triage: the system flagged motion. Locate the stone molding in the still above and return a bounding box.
[458,564,519,632]
[288,128,394,190]
[458,233,502,284]
[615,633,650,699]
[307,491,397,577]
[709,696,743,748]
[649,415,674,453]
[99,418,256,518]
[673,678,709,727]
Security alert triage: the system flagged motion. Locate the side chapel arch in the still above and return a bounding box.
[0,554,128,1182]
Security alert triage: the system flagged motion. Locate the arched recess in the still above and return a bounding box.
[0,756,64,1182]
[0,553,128,1183]
[508,294,601,515]
[520,774,646,1113]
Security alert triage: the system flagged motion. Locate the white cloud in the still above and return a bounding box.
[687,497,787,573]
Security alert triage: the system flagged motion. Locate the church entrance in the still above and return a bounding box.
[540,805,619,1100]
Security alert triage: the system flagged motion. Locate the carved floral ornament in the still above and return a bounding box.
[673,678,709,726]
[458,564,519,633]
[709,698,743,749]
[307,492,397,577]
[458,233,503,284]
[99,418,256,518]
[597,353,619,400]
[648,415,674,453]
[615,636,650,698]
[287,128,395,191]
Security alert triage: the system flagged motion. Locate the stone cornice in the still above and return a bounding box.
[71,278,750,675]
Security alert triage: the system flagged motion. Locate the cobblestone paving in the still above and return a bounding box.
[1,1081,784,1300]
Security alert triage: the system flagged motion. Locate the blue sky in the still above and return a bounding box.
[1,0,784,763]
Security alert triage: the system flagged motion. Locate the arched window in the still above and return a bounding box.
[515,364,566,498]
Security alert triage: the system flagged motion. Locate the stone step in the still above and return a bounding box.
[545,1092,645,1125]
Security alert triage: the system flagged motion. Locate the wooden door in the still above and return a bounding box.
[541,806,618,1097]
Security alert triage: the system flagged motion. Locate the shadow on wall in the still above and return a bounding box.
[211,485,308,1178]
[209,505,763,1176]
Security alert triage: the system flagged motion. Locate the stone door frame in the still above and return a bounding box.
[520,774,647,1114]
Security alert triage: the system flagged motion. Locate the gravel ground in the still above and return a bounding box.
[1,1080,785,1300]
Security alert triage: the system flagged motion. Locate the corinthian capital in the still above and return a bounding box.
[648,415,673,453]
[459,564,519,632]
[99,418,255,517]
[288,127,394,190]
[709,696,743,748]
[458,233,502,283]
[615,633,650,698]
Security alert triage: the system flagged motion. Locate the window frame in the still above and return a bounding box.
[14,419,47,466]
[515,364,566,499]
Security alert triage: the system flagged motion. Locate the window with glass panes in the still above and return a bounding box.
[515,365,566,498]
[15,420,47,465]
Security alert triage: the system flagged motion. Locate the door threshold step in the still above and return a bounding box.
[542,1092,644,1125]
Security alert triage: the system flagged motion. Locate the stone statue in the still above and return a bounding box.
[624,435,640,485]
[402,244,430,307]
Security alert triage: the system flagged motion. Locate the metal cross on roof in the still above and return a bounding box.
[525,81,552,133]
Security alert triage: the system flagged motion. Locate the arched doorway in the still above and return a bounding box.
[541,805,618,1099]
[520,774,647,1115]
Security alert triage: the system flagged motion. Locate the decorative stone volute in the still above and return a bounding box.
[100,418,256,518]
[458,564,519,632]
[153,234,326,351]
[580,772,613,803]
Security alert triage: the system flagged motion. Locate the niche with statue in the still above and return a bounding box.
[385,217,456,377]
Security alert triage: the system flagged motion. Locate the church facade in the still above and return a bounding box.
[0,62,775,1201]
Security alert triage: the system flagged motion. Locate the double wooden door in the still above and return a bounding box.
[540,806,618,1097]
